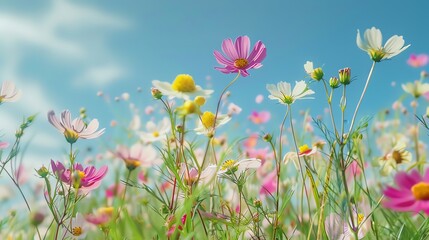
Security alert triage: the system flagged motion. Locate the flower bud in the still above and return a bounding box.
[339,68,351,85]
[311,67,324,81]
[36,166,49,178]
[254,199,262,208]
[151,87,163,99]
[194,96,206,106]
[329,77,340,89]
[263,133,272,142]
[30,212,45,226]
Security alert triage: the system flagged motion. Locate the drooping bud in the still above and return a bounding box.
[151,87,163,99]
[36,166,49,178]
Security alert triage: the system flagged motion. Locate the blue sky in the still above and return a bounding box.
[0,0,427,169]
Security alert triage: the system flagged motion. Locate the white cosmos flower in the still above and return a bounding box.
[194,111,231,135]
[218,158,261,176]
[356,27,410,62]
[0,81,21,104]
[64,213,88,239]
[139,117,171,142]
[378,141,411,176]
[402,80,429,98]
[304,61,314,75]
[266,80,315,105]
[152,74,213,100]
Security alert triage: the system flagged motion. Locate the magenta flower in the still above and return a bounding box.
[383,169,429,214]
[214,35,266,77]
[407,54,429,68]
[51,160,108,194]
[48,110,105,144]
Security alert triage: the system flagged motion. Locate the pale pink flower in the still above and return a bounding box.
[115,143,160,170]
[407,53,429,68]
[214,35,266,77]
[85,207,114,226]
[145,106,154,115]
[243,133,259,148]
[255,94,264,104]
[249,110,271,124]
[245,147,273,163]
[227,102,242,116]
[0,141,9,149]
[48,110,105,144]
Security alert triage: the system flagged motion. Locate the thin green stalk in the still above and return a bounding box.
[321,79,340,140]
[272,110,289,239]
[348,61,376,134]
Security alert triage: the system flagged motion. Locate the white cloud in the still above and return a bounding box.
[75,64,127,86]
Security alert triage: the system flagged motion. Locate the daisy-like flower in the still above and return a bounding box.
[303,61,324,81]
[218,158,261,176]
[297,144,318,157]
[139,117,171,143]
[213,35,266,77]
[48,110,105,144]
[64,213,88,239]
[356,27,410,62]
[115,143,160,171]
[152,74,213,100]
[266,80,315,105]
[378,141,411,176]
[402,80,429,98]
[51,160,108,194]
[383,168,429,214]
[0,81,21,104]
[194,111,231,136]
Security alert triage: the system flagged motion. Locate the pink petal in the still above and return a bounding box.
[47,111,65,132]
[221,38,239,60]
[235,36,250,59]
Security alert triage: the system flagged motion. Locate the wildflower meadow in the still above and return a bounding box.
[3,2,429,240]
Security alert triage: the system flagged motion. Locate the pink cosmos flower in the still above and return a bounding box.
[115,143,160,171]
[0,81,21,104]
[105,183,125,199]
[259,170,277,197]
[407,54,429,68]
[383,169,429,214]
[85,207,114,226]
[48,110,105,144]
[243,133,258,148]
[249,111,271,124]
[51,160,108,194]
[214,35,266,77]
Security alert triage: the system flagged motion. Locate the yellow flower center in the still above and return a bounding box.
[369,49,386,62]
[234,58,248,69]
[392,150,403,164]
[98,207,114,216]
[182,100,198,115]
[64,128,79,144]
[411,182,429,200]
[283,95,294,105]
[72,226,83,236]
[194,96,206,106]
[298,144,311,155]
[76,170,86,179]
[357,213,364,225]
[201,111,215,129]
[221,159,238,173]
[152,131,160,138]
[171,74,196,92]
[125,159,141,171]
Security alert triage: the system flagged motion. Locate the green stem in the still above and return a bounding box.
[348,61,376,134]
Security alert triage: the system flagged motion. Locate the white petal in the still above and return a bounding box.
[304,61,314,74]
